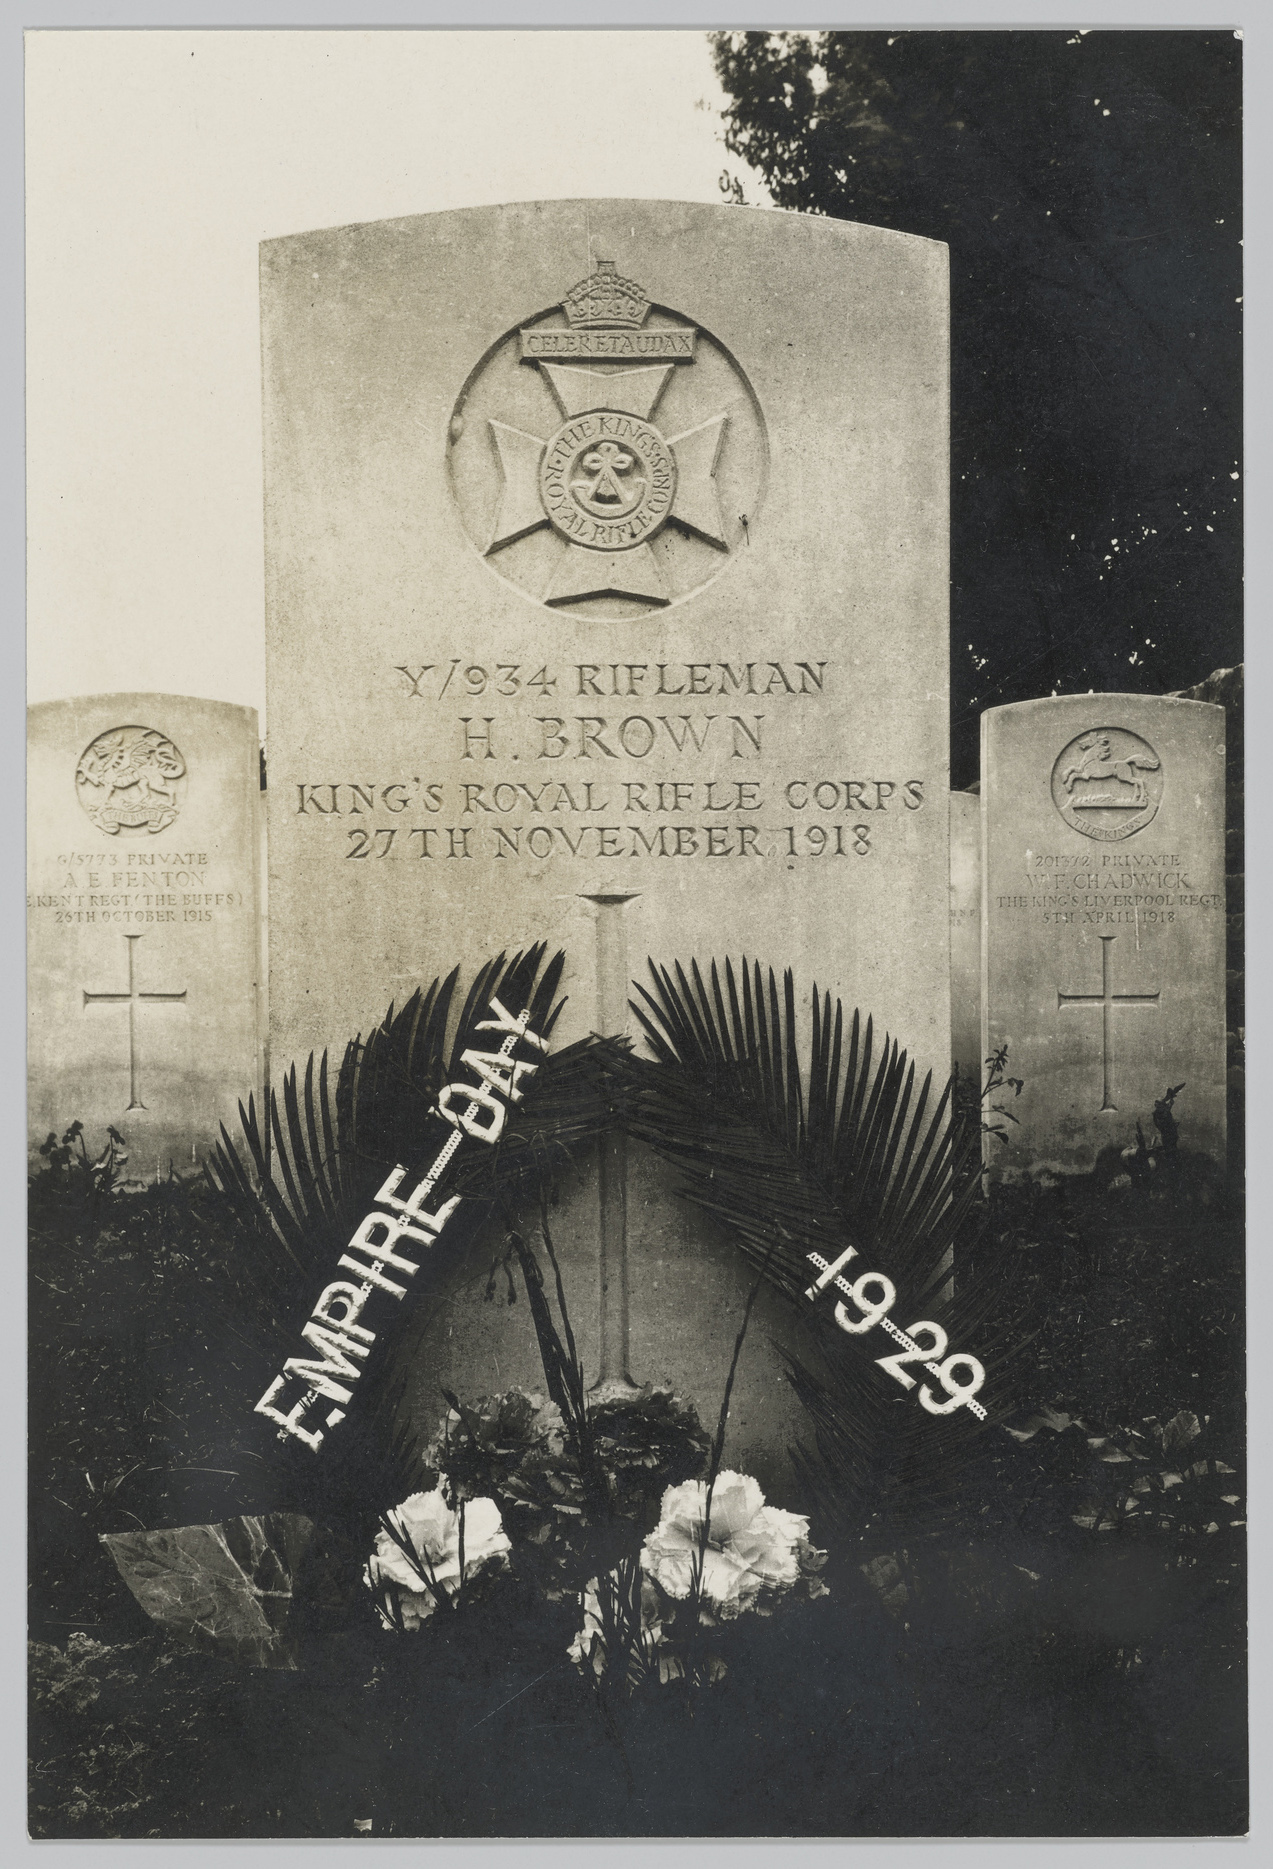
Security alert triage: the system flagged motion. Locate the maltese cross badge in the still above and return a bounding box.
[449,260,763,613]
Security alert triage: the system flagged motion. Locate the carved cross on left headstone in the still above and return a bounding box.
[83,932,188,1111]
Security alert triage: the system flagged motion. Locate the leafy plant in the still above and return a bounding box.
[708,31,1241,744]
[1153,1082,1187,1152]
[32,1121,129,1239]
[980,1044,1024,1148]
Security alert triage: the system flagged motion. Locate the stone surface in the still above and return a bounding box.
[28,695,263,1177]
[949,791,981,1087]
[981,695,1226,1178]
[1171,665,1245,1130]
[262,201,950,1073]
[100,1514,314,1670]
[261,200,950,1485]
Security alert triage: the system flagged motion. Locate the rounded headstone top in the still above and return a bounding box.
[28,693,259,730]
[259,197,950,258]
[982,692,1225,722]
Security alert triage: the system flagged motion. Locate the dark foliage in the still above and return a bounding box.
[30,1460,1245,1839]
[29,945,1245,1838]
[28,1154,263,1635]
[208,946,575,1275]
[29,1109,1245,1838]
[423,1384,710,1604]
[711,29,1241,785]
[34,1121,129,1240]
[203,947,616,1535]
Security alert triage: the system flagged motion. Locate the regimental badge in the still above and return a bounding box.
[1050,727,1164,841]
[448,260,766,615]
[75,725,187,835]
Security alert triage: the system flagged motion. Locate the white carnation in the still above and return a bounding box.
[365,1488,511,1630]
[640,1470,828,1619]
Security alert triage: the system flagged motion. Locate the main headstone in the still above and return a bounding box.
[949,791,981,1086]
[28,696,264,1179]
[981,695,1226,1179]
[261,201,950,1487]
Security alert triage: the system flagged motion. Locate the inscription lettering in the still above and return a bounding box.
[389,661,826,702]
[996,849,1220,924]
[297,783,444,815]
[520,328,696,361]
[529,715,765,760]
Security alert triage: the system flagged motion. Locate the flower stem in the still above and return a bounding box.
[683,1242,775,1694]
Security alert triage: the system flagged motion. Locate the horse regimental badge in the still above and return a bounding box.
[1050,727,1164,840]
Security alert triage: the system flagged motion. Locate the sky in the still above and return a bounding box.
[25,29,769,723]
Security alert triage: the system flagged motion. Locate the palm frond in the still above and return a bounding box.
[208,948,564,1264]
[617,956,981,1301]
[608,955,1031,1534]
[203,947,615,1530]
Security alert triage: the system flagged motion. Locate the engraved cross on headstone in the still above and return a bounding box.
[83,932,188,1111]
[581,890,642,1398]
[1057,933,1160,1112]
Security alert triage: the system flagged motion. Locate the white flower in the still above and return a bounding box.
[567,1476,828,1688]
[640,1470,828,1620]
[364,1488,511,1631]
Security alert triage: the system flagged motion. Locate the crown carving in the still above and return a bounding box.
[561,260,650,329]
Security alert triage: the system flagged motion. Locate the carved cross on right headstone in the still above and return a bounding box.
[1057,933,1160,1112]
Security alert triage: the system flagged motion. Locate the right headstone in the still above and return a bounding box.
[982,695,1226,1178]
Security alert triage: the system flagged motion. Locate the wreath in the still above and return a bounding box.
[104,946,1030,1690]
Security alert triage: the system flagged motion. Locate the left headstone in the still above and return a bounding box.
[28,696,264,1179]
